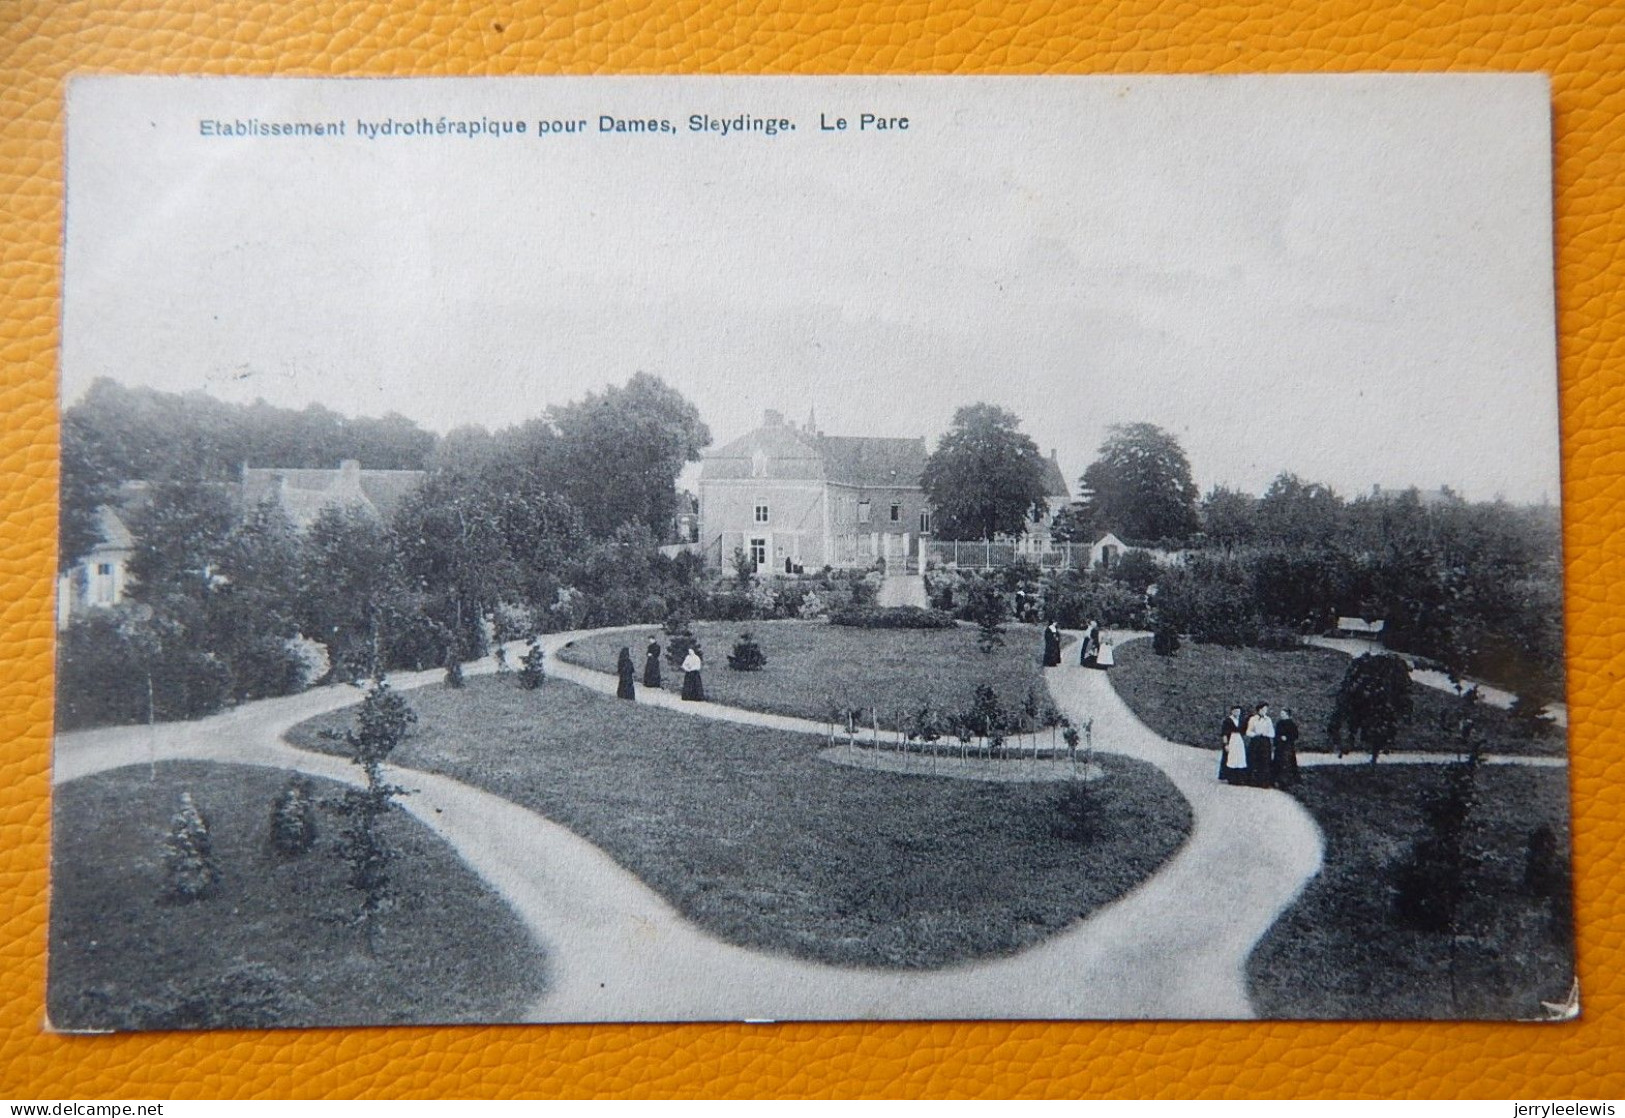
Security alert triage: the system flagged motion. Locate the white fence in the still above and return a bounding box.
[925,540,1094,570]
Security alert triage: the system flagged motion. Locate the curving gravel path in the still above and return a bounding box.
[53,626,1326,1021]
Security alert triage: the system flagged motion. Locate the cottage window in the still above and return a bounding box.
[890,503,901,522]
[96,563,112,576]
[858,500,871,524]
[749,537,768,566]
[919,510,932,534]
[754,503,769,524]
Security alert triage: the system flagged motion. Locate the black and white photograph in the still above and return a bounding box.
[50,74,1571,1030]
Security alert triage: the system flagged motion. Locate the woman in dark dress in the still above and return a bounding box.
[1079,621,1100,668]
[1219,705,1248,783]
[681,646,705,702]
[1271,707,1300,788]
[616,646,637,701]
[643,636,663,689]
[1042,621,1062,667]
[1244,702,1275,788]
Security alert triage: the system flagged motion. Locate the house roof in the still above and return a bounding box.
[91,505,134,552]
[816,435,927,490]
[242,461,425,528]
[702,412,1058,496]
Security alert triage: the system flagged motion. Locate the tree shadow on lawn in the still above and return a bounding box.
[1247,764,1574,1020]
[287,676,1192,970]
[556,620,1059,732]
[1109,639,1565,759]
[49,761,548,1032]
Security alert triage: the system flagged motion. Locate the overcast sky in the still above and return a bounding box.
[63,75,1559,503]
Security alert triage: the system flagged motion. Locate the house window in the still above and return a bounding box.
[858,500,871,524]
[749,537,768,566]
[96,563,112,576]
[890,503,901,523]
[754,503,769,524]
[919,510,932,534]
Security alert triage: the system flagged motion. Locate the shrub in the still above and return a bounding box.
[55,609,234,729]
[827,605,957,629]
[966,582,1008,653]
[664,617,698,669]
[1152,625,1181,656]
[1044,574,1150,631]
[518,640,546,689]
[269,775,318,857]
[162,791,218,903]
[848,576,879,608]
[227,634,309,703]
[1052,781,1100,842]
[1391,765,1477,935]
[1328,653,1413,762]
[1256,624,1303,651]
[285,634,331,689]
[727,632,768,672]
[443,651,464,689]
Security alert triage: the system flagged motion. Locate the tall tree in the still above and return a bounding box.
[1200,485,1259,549]
[1080,423,1200,543]
[548,373,710,540]
[1257,472,1345,547]
[920,403,1050,540]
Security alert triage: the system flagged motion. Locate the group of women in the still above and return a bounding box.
[1040,620,1115,670]
[1219,702,1299,788]
[614,636,706,703]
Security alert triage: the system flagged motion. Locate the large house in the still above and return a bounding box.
[697,409,1071,571]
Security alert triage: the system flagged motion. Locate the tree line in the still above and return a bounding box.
[57,373,714,728]
[917,405,1563,700]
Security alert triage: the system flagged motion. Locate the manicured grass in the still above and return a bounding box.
[1110,638,1565,758]
[556,620,1061,730]
[286,676,1191,969]
[49,761,547,1031]
[1248,764,1574,1019]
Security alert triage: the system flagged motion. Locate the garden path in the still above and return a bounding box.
[1304,635,1568,728]
[53,626,1326,1021]
[876,573,930,609]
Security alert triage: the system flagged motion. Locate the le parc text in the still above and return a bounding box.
[818,113,909,131]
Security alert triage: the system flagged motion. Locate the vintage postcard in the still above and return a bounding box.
[51,74,1570,1029]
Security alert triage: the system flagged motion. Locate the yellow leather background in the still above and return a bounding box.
[3,0,1622,1099]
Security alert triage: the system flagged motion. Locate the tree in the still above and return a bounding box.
[1200,485,1259,549]
[325,680,416,953]
[59,410,119,571]
[1080,423,1200,543]
[920,403,1050,540]
[548,373,711,540]
[1257,472,1344,547]
[1328,652,1414,762]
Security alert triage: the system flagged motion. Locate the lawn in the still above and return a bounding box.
[1110,639,1565,758]
[555,620,1061,731]
[286,676,1192,969]
[1248,764,1574,1019]
[49,760,548,1031]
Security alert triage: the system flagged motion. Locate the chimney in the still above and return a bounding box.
[763,409,783,427]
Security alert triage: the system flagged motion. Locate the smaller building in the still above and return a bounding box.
[56,504,136,630]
